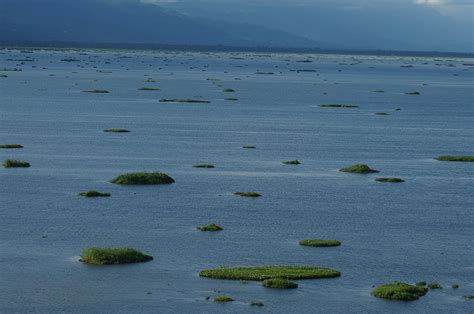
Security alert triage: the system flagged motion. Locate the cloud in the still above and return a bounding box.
[415,0,474,5]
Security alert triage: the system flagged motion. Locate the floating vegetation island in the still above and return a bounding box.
[262,278,298,289]
[375,177,405,183]
[371,282,428,301]
[320,104,359,108]
[197,223,223,232]
[233,192,261,197]
[283,160,301,165]
[79,190,111,197]
[299,239,341,247]
[0,144,23,149]
[81,89,109,93]
[159,98,211,104]
[3,159,31,168]
[434,155,474,162]
[192,164,215,168]
[213,295,233,303]
[199,266,340,281]
[79,247,153,265]
[110,172,175,185]
[427,282,442,289]
[339,164,379,173]
[103,129,130,133]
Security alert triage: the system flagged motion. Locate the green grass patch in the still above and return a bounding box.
[340,164,379,173]
[375,177,405,183]
[79,190,111,197]
[320,104,359,108]
[138,87,160,91]
[79,247,153,265]
[262,278,298,289]
[3,159,30,168]
[371,282,428,301]
[103,129,130,133]
[197,223,223,232]
[283,160,300,165]
[0,144,23,149]
[427,282,442,289]
[434,155,474,162]
[213,295,233,303]
[81,89,109,93]
[110,172,175,185]
[299,239,341,247]
[159,98,210,104]
[234,192,261,197]
[199,265,340,281]
[193,164,215,168]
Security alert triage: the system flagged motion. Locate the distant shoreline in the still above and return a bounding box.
[1,41,473,58]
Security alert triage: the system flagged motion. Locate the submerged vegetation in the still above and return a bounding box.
[299,239,341,247]
[434,155,474,162]
[283,160,301,165]
[320,104,359,108]
[0,144,23,149]
[103,129,130,133]
[375,177,405,183]
[199,266,341,281]
[110,172,175,185]
[160,98,210,104]
[262,278,298,289]
[3,159,30,168]
[79,247,153,265]
[371,282,428,301]
[233,192,261,197]
[79,190,111,197]
[197,223,223,232]
[339,164,379,173]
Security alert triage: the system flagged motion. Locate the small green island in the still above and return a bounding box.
[233,192,261,197]
[3,159,31,168]
[199,265,341,281]
[79,247,153,265]
[197,223,223,231]
[213,295,233,303]
[375,177,405,183]
[434,155,474,162]
[299,239,341,247]
[339,164,379,173]
[159,98,211,104]
[262,278,298,289]
[110,172,175,185]
[103,129,130,133]
[79,190,111,197]
[283,160,301,165]
[371,281,428,301]
[0,144,23,149]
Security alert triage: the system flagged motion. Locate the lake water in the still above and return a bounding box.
[0,48,473,313]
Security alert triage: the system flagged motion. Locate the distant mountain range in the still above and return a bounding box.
[0,0,317,48]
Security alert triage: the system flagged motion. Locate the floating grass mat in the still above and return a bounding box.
[283,160,300,165]
[103,128,130,133]
[234,192,261,197]
[371,282,428,301]
[79,247,153,265]
[319,104,359,108]
[299,239,341,247]
[199,266,340,281]
[0,144,23,149]
[81,89,109,93]
[434,155,474,162]
[138,87,160,91]
[197,223,223,231]
[3,159,30,168]
[159,98,210,104]
[110,172,175,185]
[262,278,298,289]
[213,295,233,303]
[193,164,215,168]
[375,177,404,183]
[79,190,111,197]
[339,164,379,173]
